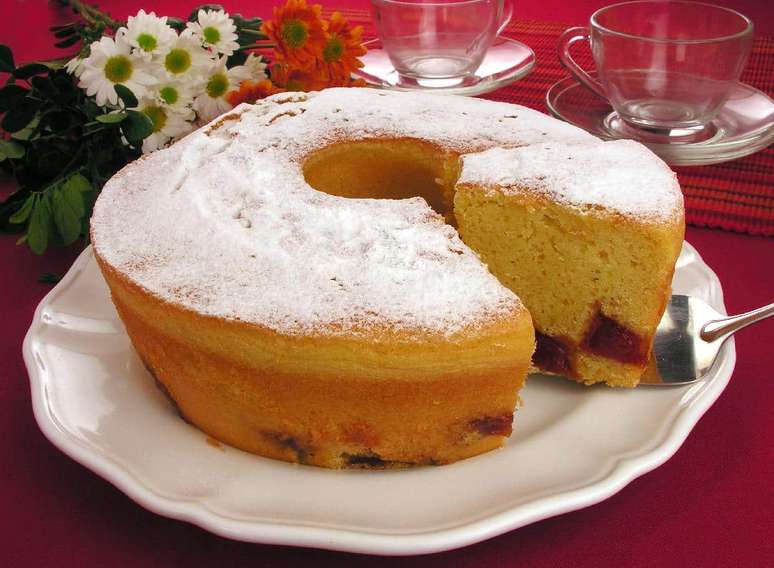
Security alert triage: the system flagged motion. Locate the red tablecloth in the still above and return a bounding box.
[2,1,773,567]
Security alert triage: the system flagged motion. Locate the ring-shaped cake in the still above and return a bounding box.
[91,89,683,468]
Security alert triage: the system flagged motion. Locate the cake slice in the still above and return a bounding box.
[454,140,684,387]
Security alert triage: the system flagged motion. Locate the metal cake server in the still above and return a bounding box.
[643,296,774,385]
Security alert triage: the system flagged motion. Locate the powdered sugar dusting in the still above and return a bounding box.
[221,88,595,159]
[91,88,675,338]
[459,140,683,221]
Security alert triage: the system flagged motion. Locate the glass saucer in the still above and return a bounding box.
[353,36,535,96]
[546,74,774,166]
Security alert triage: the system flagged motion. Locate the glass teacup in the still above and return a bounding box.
[371,0,513,85]
[558,1,754,131]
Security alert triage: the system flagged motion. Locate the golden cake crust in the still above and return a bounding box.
[96,254,534,468]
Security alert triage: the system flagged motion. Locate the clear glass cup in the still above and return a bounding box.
[558,1,754,130]
[370,0,513,83]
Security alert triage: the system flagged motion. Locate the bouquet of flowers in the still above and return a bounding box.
[0,0,366,257]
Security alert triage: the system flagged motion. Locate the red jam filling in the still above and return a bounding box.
[583,311,648,365]
[469,413,513,437]
[533,331,574,376]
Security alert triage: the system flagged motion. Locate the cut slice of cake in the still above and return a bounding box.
[454,140,685,387]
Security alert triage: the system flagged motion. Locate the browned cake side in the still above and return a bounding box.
[97,256,534,468]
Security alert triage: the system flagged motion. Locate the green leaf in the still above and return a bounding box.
[9,195,35,224]
[31,75,59,99]
[51,23,79,38]
[0,83,27,111]
[53,27,76,39]
[0,139,25,161]
[55,35,81,49]
[10,129,35,141]
[43,60,65,72]
[227,51,247,67]
[114,84,138,108]
[40,109,72,133]
[96,111,127,124]
[52,187,81,245]
[13,63,49,79]
[0,44,14,73]
[10,115,40,141]
[52,72,76,94]
[121,110,153,144]
[1,98,39,132]
[234,13,268,44]
[62,175,86,217]
[27,196,51,254]
[38,272,62,284]
[166,17,186,32]
[64,173,91,193]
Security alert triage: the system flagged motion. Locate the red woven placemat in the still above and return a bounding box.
[338,8,774,236]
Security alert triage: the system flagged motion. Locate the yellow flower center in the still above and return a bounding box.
[281,19,308,49]
[323,35,344,63]
[206,72,229,98]
[143,104,167,133]
[104,55,133,83]
[165,48,192,74]
[159,86,178,105]
[203,26,221,45]
[136,33,157,52]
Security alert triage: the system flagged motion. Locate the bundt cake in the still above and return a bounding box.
[90,88,683,468]
[456,142,684,387]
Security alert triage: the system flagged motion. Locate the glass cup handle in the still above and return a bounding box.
[557,26,606,99]
[496,1,514,36]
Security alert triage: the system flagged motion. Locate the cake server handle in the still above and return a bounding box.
[700,302,774,343]
[557,26,607,100]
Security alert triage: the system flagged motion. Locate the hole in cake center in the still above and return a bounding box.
[302,138,461,222]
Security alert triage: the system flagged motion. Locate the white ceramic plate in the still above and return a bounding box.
[24,243,735,556]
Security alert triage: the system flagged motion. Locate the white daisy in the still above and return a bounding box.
[124,9,177,60]
[64,56,85,77]
[136,97,195,153]
[154,78,195,117]
[160,30,212,83]
[186,9,240,56]
[243,53,268,81]
[78,35,156,107]
[193,57,251,122]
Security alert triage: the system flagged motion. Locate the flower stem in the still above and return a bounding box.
[56,0,123,31]
[239,42,277,51]
[239,29,271,38]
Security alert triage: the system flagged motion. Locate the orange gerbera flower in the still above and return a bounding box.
[262,0,327,70]
[270,62,328,92]
[226,79,286,106]
[321,12,367,85]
